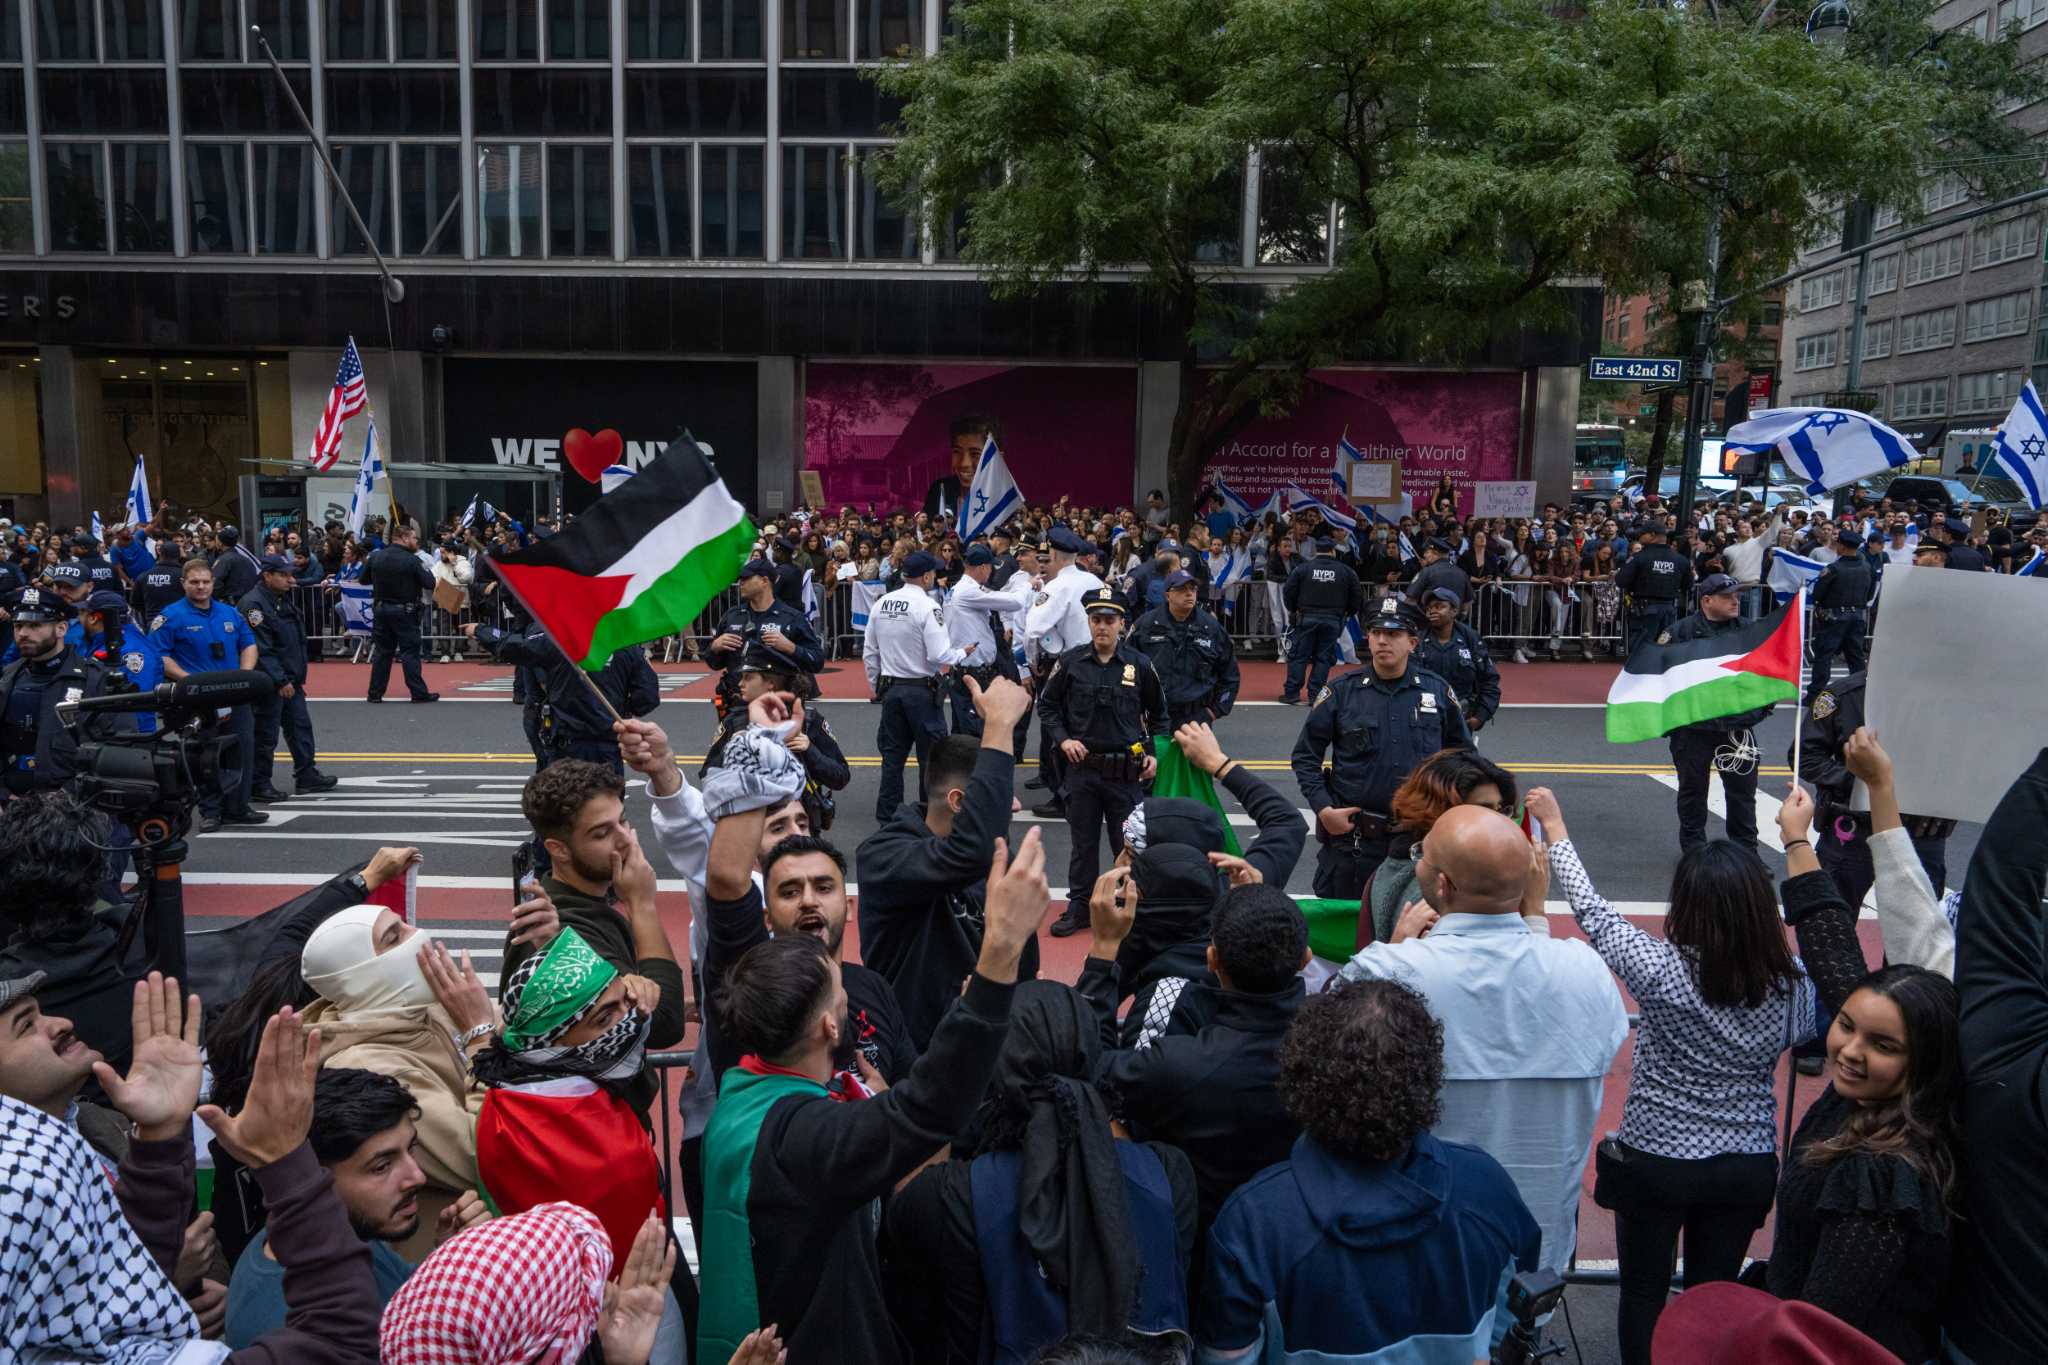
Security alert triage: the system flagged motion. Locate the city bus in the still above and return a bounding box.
[1574,423,1629,496]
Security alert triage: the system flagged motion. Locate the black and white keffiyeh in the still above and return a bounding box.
[0,1096,220,1365]
[700,723,807,821]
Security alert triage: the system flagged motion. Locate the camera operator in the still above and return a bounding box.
[149,558,265,834]
[0,587,127,798]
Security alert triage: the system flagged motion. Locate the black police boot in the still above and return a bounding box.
[251,786,290,804]
[223,810,270,826]
[410,692,441,703]
[297,771,340,793]
[1049,903,1090,938]
[200,813,223,834]
[1030,798,1065,818]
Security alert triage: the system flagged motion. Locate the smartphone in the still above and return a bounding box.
[511,843,534,904]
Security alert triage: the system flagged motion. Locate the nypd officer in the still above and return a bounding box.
[78,590,162,733]
[1615,522,1692,654]
[863,549,969,820]
[136,557,184,621]
[71,534,118,593]
[1129,568,1239,729]
[1023,526,1105,815]
[360,524,439,704]
[210,524,262,604]
[1036,586,1168,937]
[1805,528,1873,706]
[1279,536,1362,705]
[945,543,1034,738]
[703,556,826,716]
[147,557,266,832]
[1292,595,1470,916]
[1414,587,1501,735]
[241,554,338,801]
[705,641,850,831]
[464,619,659,773]
[44,560,93,618]
[1663,573,1775,855]
[0,588,126,798]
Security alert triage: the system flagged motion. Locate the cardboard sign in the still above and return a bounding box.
[800,469,826,509]
[1473,480,1538,519]
[432,579,468,614]
[1346,461,1403,503]
[1863,564,2048,821]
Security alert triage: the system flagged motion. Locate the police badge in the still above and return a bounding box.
[123,652,145,674]
[247,610,264,626]
[1313,684,1332,707]
[1812,691,1836,720]
[150,614,166,632]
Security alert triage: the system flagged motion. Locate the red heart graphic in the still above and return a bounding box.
[562,427,624,484]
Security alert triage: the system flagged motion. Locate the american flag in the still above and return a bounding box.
[308,337,368,470]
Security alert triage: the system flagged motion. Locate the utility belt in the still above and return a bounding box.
[879,674,943,700]
[1317,778,1392,845]
[956,661,1003,688]
[1819,607,1866,620]
[1628,597,1677,612]
[1079,746,1148,783]
[1818,803,1957,842]
[372,598,420,612]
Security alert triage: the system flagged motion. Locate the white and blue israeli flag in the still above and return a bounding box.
[337,582,376,634]
[346,418,383,537]
[1332,431,1367,504]
[1213,548,1253,588]
[600,463,636,494]
[1281,482,1357,532]
[90,510,103,544]
[1767,547,1828,603]
[850,579,888,629]
[1990,379,2048,509]
[125,453,153,526]
[1212,479,1255,525]
[2018,548,2044,577]
[1724,407,1919,495]
[958,432,1021,540]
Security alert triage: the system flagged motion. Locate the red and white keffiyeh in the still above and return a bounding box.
[379,1201,612,1365]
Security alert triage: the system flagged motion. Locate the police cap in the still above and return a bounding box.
[1048,526,1093,555]
[70,533,98,552]
[11,587,72,622]
[1425,537,1453,554]
[1313,536,1335,552]
[46,562,84,586]
[737,641,798,676]
[1944,516,1972,538]
[989,525,1012,542]
[1365,596,1424,633]
[260,553,293,573]
[1083,587,1127,618]
[1913,537,1951,559]
[1164,569,1197,590]
[1424,586,1461,608]
[739,557,776,580]
[1697,573,1741,599]
[963,544,995,567]
[901,550,941,578]
[1866,528,1889,543]
[83,590,129,621]
[1837,529,1864,550]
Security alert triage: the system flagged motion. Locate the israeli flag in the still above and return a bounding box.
[1767,546,1827,603]
[1724,407,1919,495]
[336,582,376,635]
[459,495,497,532]
[1989,379,2048,509]
[90,510,103,545]
[1280,483,1357,532]
[1332,431,1366,504]
[600,464,635,494]
[346,418,383,537]
[958,433,1022,540]
[1337,618,1363,665]
[849,579,888,630]
[1361,492,1414,529]
[2018,548,2044,577]
[801,567,819,623]
[1212,479,1255,524]
[125,454,152,527]
[1213,548,1253,588]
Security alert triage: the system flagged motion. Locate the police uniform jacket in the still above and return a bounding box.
[1128,605,1239,721]
[137,566,183,616]
[1024,564,1105,665]
[359,545,433,605]
[1615,544,1693,604]
[148,597,255,675]
[474,624,659,742]
[1291,665,1471,817]
[706,704,850,791]
[211,546,261,603]
[1792,673,1954,838]
[0,645,126,790]
[1404,560,1471,606]
[75,554,118,593]
[1663,611,1777,733]
[1282,554,1363,620]
[772,560,808,612]
[82,622,164,735]
[238,582,309,686]
[1812,556,1875,613]
[704,601,825,678]
[1035,641,1168,754]
[1414,622,1501,725]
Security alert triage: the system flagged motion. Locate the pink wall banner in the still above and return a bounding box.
[1204,370,1523,520]
[803,362,1139,512]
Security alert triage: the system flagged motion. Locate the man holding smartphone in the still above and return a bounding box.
[149,557,265,834]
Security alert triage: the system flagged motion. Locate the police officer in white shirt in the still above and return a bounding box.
[863,549,972,821]
[947,544,1035,738]
[1023,526,1105,815]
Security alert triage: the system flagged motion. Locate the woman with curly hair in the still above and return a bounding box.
[1194,977,1539,1362]
[1365,748,1533,945]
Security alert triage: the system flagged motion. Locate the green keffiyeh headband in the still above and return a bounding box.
[501,927,619,1051]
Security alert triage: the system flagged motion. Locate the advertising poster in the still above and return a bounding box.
[1203,370,1523,520]
[803,362,1139,512]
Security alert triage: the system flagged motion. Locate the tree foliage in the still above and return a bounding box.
[875,0,2041,517]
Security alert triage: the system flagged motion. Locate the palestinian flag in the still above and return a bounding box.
[489,434,753,669]
[1605,596,1804,743]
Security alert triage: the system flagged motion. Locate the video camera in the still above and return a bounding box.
[55,670,276,841]
[1494,1268,1566,1365]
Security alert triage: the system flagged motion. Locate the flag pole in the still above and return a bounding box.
[480,552,627,726]
[1789,585,1807,791]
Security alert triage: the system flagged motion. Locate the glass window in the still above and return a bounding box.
[398,142,461,254]
[478,142,542,257]
[546,144,610,256]
[184,141,245,252]
[0,72,27,134]
[783,0,847,58]
[853,145,914,259]
[327,0,388,60]
[1971,214,2040,269]
[628,0,691,57]
[398,0,459,58]
[549,0,607,57]
[1798,269,1843,312]
[1794,332,1838,370]
[1866,252,1898,294]
[475,0,539,59]
[110,142,173,251]
[181,69,311,134]
[105,0,166,59]
[331,141,394,256]
[247,0,311,59]
[37,0,97,60]
[251,142,315,253]
[0,143,32,251]
[1256,146,1328,266]
[700,142,763,258]
[1899,306,1957,353]
[1892,379,1947,419]
[1957,370,2016,414]
[328,70,462,135]
[473,70,612,135]
[782,143,844,259]
[625,72,768,134]
[46,142,108,251]
[857,0,922,58]
[779,72,903,135]
[1964,291,2031,342]
[699,0,763,57]
[627,144,692,258]
[1861,318,1892,359]
[1903,236,1964,285]
[1922,172,1968,214]
[0,2,17,59]
[178,0,238,59]
[1193,166,1243,264]
[41,71,171,133]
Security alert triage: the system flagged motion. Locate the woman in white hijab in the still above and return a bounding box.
[300,904,513,1258]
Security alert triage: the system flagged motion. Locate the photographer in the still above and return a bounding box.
[0,586,127,798]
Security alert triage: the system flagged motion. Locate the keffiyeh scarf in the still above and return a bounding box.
[471,927,649,1087]
[380,1201,612,1365]
[700,723,807,821]
[0,1096,216,1365]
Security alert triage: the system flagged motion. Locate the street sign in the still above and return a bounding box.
[1747,371,1774,407]
[1638,404,1655,416]
[1589,356,1686,384]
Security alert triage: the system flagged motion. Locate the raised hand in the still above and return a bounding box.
[728,1327,788,1365]
[1172,721,1226,775]
[196,1007,320,1171]
[507,880,560,950]
[1522,787,1566,842]
[1207,852,1263,887]
[746,689,797,732]
[1843,726,1893,788]
[419,939,493,1036]
[614,718,675,779]
[94,973,203,1143]
[1087,866,1138,952]
[596,1214,679,1365]
[978,829,1052,982]
[1777,782,1816,844]
[968,675,1031,732]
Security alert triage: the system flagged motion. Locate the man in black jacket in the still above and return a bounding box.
[1663,573,1775,854]
[857,676,1038,1051]
[1129,570,1239,729]
[1279,539,1362,705]
[240,554,338,800]
[0,588,126,798]
[463,622,658,773]
[1805,528,1873,706]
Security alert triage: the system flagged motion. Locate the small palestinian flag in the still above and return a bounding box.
[1605,596,1804,743]
[489,434,753,670]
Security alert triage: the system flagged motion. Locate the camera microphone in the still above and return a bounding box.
[63,669,277,717]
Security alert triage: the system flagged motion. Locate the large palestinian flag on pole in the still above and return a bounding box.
[1605,597,1804,743]
[489,434,753,670]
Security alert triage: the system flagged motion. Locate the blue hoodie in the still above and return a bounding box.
[1196,1131,1539,1364]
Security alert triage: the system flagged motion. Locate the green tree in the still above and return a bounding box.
[877,0,2024,519]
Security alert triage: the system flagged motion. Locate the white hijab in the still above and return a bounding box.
[301,904,436,1013]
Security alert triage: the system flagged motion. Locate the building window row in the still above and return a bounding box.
[1956,368,2018,414]
[1861,318,1892,360]
[1964,290,2032,343]
[1971,214,2040,270]
[1892,378,1948,420]
[1903,234,1964,287]
[1798,269,1843,313]
[1860,251,1898,295]
[1795,330,1839,371]
[1900,306,1958,353]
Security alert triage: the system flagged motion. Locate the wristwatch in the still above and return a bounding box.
[455,1022,496,1051]
[342,872,371,899]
